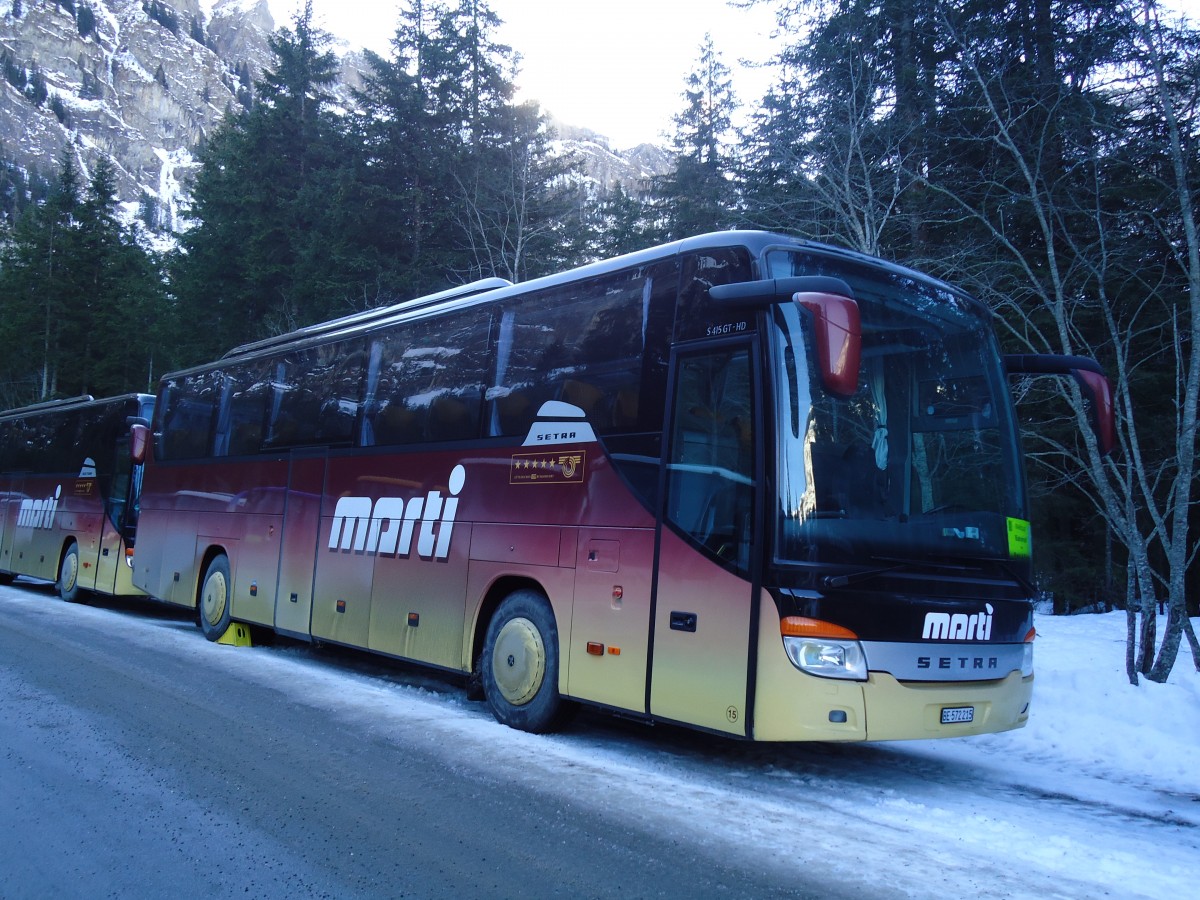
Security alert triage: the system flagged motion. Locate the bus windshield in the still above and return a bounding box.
[766,250,1027,570]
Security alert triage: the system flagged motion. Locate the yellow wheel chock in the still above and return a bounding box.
[216,623,253,646]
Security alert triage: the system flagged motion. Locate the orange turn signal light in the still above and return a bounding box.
[780,616,858,639]
[1024,627,1037,642]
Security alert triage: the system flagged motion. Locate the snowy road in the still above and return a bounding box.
[0,582,1196,898]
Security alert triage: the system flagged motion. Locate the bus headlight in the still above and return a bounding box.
[780,617,867,681]
[1021,627,1035,677]
[783,636,868,680]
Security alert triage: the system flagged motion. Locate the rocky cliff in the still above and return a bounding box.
[0,0,667,232]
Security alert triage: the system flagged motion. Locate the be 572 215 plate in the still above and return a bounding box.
[941,706,975,724]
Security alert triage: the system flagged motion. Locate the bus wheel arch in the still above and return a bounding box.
[197,550,232,641]
[471,576,539,676]
[480,586,572,733]
[57,540,83,603]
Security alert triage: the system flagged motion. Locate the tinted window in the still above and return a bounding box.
[264,338,368,449]
[160,371,222,460]
[489,267,651,437]
[665,347,756,573]
[214,362,272,457]
[76,403,125,475]
[674,247,755,342]
[0,401,134,475]
[362,312,489,446]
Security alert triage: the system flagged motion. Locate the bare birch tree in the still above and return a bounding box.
[922,0,1199,682]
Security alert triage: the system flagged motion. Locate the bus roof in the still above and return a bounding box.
[221,277,514,359]
[0,393,155,423]
[167,230,980,380]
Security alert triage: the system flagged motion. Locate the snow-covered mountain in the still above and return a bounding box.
[0,0,666,232]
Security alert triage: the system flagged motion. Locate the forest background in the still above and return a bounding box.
[1,0,1198,682]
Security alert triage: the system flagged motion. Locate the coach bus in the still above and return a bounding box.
[129,231,1113,740]
[0,393,155,601]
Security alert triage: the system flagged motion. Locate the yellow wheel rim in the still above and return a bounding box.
[60,552,78,592]
[492,617,546,706]
[201,569,228,629]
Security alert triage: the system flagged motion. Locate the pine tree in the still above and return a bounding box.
[352,1,462,297]
[170,0,354,357]
[652,34,739,239]
[352,0,589,292]
[589,184,662,260]
[0,154,165,401]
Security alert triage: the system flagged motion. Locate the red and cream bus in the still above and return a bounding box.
[0,393,155,601]
[130,231,1113,740]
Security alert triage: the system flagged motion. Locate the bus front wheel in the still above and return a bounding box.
[481,590,571,733]
[198,555,232,641]
[57,543,83,603]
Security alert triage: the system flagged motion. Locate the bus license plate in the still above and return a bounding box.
[941,706,974,724]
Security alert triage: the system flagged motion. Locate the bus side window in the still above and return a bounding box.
[674,247,755,343]
[261,339,364,449]
[161,372,221,460]
[49,410,83,474]
[489,268,648,437]
[311,338,367,446]
[223,364,271,456]
[365,311,488,446]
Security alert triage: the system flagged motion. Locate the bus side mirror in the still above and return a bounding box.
[1071,367,1116,456]
[794,292,862,398]
[130,423,150,465]
[1004,354,1115,456]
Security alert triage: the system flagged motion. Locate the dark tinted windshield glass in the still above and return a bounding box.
[766,250,1026,568]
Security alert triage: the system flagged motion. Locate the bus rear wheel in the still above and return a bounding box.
[57,543,83,603]
[198,554,232,641]
[481,590,571,733]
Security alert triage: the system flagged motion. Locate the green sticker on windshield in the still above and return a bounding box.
[1007,518,1031,558]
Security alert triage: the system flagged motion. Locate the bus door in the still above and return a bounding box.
[94,432,137,594]
[0,475,23,575]
[650,342,760,736]
[94,432,147,600]
[274,449,327,639]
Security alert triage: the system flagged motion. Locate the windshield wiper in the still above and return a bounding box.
[958,556,1037,597]
[821,556,978,590]
[821,564,906,589]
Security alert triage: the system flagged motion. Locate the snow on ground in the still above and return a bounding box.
[4,584,1197,898]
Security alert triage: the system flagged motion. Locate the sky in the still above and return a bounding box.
[6,582,1198,896]
[264,0,780,149]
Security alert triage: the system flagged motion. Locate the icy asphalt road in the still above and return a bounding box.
[0,582,1195,899]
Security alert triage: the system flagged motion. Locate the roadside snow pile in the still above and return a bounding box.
[926,611,1200,799]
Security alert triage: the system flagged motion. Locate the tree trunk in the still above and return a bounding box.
[1148,601,1188,681]
[1125,597,1139,686]
[1184,615,1200,672]
[1130,547,1157,674]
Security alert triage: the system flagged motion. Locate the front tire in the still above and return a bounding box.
[57,543,82,603]
[481,590,571,733]
[198,555,232,641]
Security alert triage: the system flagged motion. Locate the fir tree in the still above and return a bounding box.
[0,154,165,400]
[651,34,739,239]
[170,0,355,357]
